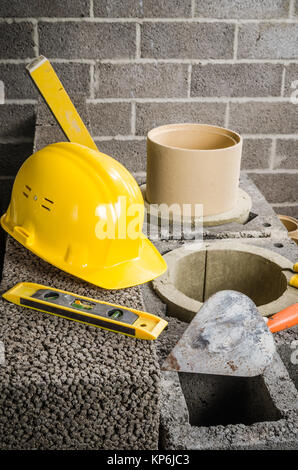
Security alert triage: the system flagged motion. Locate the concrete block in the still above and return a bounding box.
[136,102,226,135]
[0,64,37,99]
[39,22,136,59]
[34,125,67,152]
[195,0,290,19]
[229,102,298,134]
[97,139,146,172]
[283,63,298,97]
[241,138,271,170]
[274,139,298,169]
[141,22,234,59]
[238,23,298,59]
[0,237,160,450]
[296,0,298,16]
[273,205,298,218]
[191,64,282,97]
[0,22,34,59]
[88,103,131,136]
[0,0,90,17]
[0,104,35,139]
[249,173,298,203]
[94,0,192,17]
[0,63,90,100]
[0,142,33,176]
[94,63,188,98]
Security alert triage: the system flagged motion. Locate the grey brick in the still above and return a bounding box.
[195,0,290,19]
[34,125,67,152]
[88,103,131,136]
[238,23,298,59]
[97,139,146,172]
[0,62,90,100]
[241,139,272,169]
[229,102,298,134]
[136,102,226,135]
[191,64,282,97]
[0,64,36,99]
[283,63,298,97]
[39,22,135,59]
[0,22,34,59]
[0,105,35,138]
[273,205,298,218]
[94,64,188,98]
[94,0,191,17]
[0,0,90,17]
[141,22,234,59]
[249,173,298,203]
[273,139,298,169]
[0,178,13,214]
[0,142,33,176]
[296,0,298,17]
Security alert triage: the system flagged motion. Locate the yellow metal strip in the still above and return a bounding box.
[27,56,98,151]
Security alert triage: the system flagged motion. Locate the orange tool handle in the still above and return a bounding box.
[267,303,298,333]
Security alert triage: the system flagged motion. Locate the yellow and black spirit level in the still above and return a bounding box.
[2,283,168,340]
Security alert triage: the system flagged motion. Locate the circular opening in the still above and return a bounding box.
[148,124,241,151]
[263,222,271,227]
[174,250,287,307]
[279,218,297,233]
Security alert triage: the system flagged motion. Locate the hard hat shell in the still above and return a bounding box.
[1,142,167,289]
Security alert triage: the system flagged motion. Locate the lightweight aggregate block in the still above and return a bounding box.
[38,22,136,60]
[229,102,298,134]
[0,238,160,450]
[0,22,34,59]
[141,22,234,59]
[0,104,35,139]
[249,173,298,204]
[94,63,189,98]
[94,0,192,18]
[238,23,298,60]
[274,139,298,169]
[241,138,271,170]
[0,0,90,17]
[191,64,282,97]
[195,0,289,19]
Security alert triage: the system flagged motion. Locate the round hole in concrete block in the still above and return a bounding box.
[153,242,296,322]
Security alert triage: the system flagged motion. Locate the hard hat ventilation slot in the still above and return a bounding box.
[23,192,29,198]
[44,198,54,205]
[25,185,31,192]
[41,205,51,211]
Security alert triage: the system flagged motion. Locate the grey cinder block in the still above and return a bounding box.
[249,173,298,203]
[273,205,298,218]
[274,139,298,169]
[0,22,34,59]
[0,142,33,176]
[283,63,298,97]
[0,104,35,139]
[238,23,298,59]
[141,22,234,59]
[191,64,283,97]
[135,102,226,135]
[195,0,290,19]
[94,63,188,98]
[88,103,132,136]
[229,102,298,134]
[97,139,146,172]
[38,22,136,59]
[241,139,272,170]
[94,0,192,18]
[0,0,90,17]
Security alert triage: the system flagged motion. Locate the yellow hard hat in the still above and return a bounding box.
[1,142,167,289]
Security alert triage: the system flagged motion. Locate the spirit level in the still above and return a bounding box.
[3,282,168,340]
[26,56,98,151]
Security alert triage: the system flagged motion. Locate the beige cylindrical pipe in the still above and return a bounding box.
[146,123,243,217]
[278,215,298,245]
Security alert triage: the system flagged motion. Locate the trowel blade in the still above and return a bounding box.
[162,290,276,377]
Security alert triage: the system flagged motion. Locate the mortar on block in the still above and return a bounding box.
[153,241,297,322]
[141,123,252,230]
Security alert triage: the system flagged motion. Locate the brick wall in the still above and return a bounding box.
[0,0,297,225]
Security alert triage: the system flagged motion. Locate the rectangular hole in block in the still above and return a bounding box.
[179,372,282,427]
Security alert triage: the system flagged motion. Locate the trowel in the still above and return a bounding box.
[162,290,298,377]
